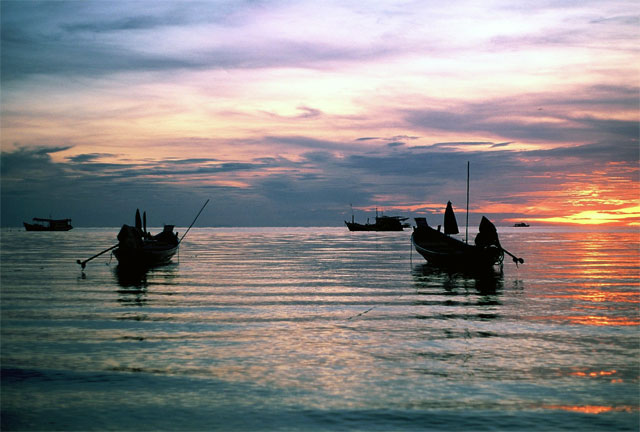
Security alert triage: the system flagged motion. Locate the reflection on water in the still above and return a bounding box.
[116,286,148,307]
[114,266,149,288]
[0,227,638,431]
[115,264,180,307]
[114,262,179,288]
[412,263,504,296]
[410,264,505,324]
[515,230,640,329]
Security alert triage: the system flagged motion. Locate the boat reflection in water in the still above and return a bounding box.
[411,263,504,309]
[114,265,150,289]
[114,264,178,309]
[412,263,504,295]
[114,262,178,289]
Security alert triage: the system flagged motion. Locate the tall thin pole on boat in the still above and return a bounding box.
[465,161,470,244]
[179,199,210,243]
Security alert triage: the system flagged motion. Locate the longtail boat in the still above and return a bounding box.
[77,200,209,270]
[411,211,506,270]
[113,211,179,269]
[411,163,523,271]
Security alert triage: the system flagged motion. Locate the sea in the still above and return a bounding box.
[1,226,638,431]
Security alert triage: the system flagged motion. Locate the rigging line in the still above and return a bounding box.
[466,161,469,244]
[345,293,407,321]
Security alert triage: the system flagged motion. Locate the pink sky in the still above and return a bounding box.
[1,1,638,226]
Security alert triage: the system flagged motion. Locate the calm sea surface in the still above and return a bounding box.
[1,226,638,431]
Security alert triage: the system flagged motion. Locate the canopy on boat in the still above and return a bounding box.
[444,201,459,235]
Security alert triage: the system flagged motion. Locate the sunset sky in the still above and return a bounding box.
[1,0,638,227]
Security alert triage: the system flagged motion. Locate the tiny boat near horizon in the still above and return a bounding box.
[24,217,73,231]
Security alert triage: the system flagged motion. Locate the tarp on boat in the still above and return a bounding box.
[444,201,459,235]
[475,216,500,248]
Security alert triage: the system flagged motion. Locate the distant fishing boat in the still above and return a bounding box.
[513,222,530,227]
[24,217,73,231]
[77,200,209,270]
[411,163,523,271]
[345,207,409,231]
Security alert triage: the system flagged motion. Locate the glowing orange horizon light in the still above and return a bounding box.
[524,206,640,227]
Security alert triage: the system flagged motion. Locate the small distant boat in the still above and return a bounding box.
[345,208,409,231]
[513,222,530,227]
[24,218,73,231]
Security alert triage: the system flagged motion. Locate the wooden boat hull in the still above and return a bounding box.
[411,225,503,270]
[344,221,404,231]
[114,244,178,269]
[24,221,73,231]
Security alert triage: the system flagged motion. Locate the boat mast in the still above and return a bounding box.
[465,161,469,244]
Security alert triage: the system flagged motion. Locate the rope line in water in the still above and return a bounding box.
[347,306,377,320]
[346,292,407,321]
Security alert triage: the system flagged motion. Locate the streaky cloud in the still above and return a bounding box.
[404,87,639,144]
[431,141,496,148]
[67,153,115,163]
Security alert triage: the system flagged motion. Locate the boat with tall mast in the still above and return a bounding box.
[411,162,523,271]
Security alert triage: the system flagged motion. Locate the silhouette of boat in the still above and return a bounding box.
[513,222,530,227]
[411,163,523,271]
[411,203,505,271]
[113,209,179,269]
[77,200,209,271]
[345,208,409,231]
[24,218,73,231]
